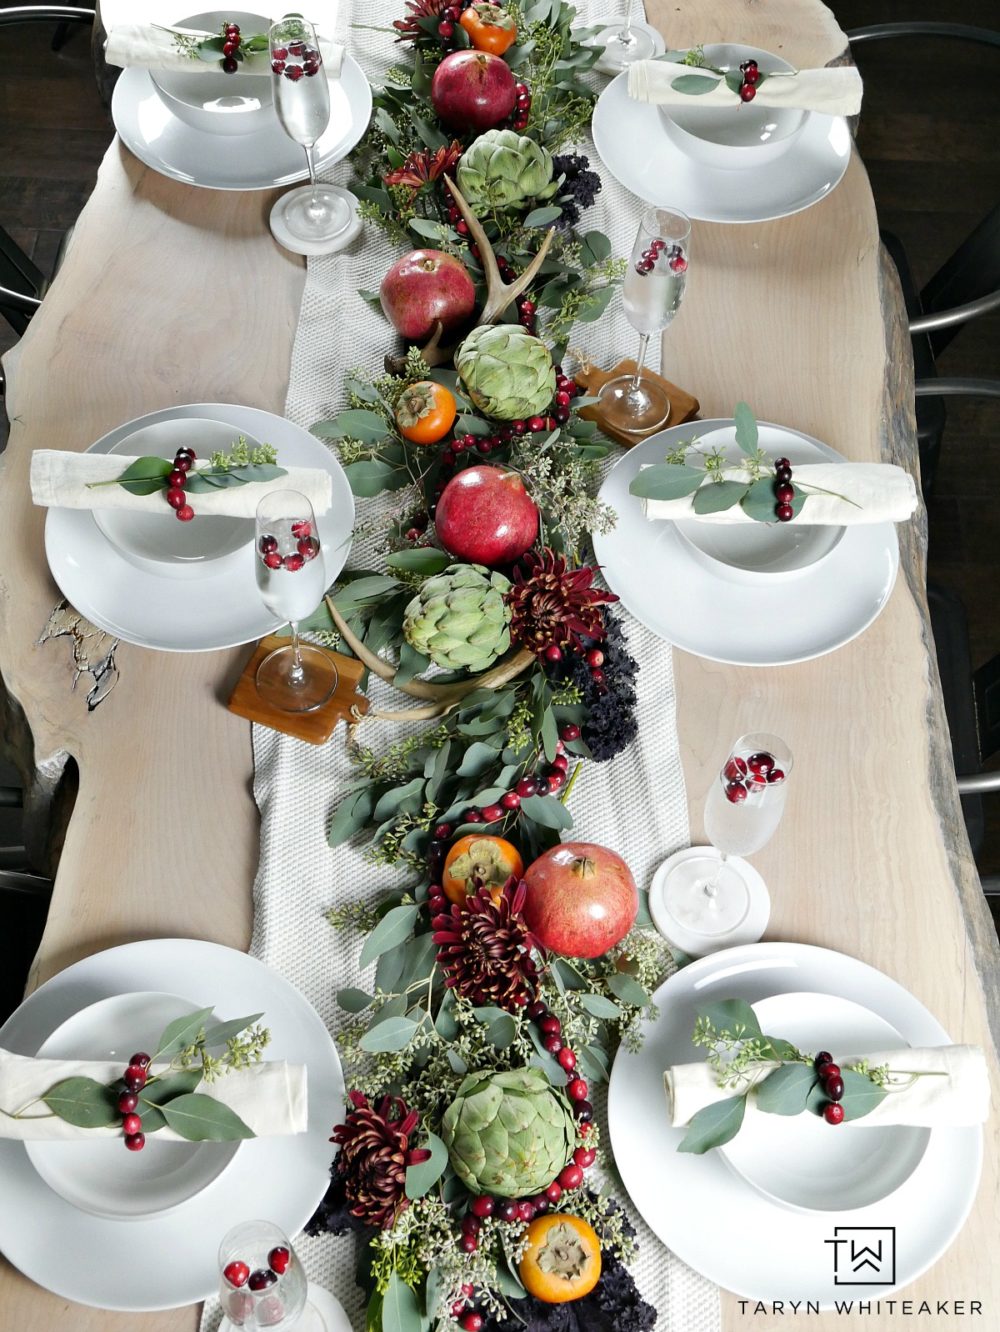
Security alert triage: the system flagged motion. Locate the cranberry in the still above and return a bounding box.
[222,56,238,73]
[540,1015,561,1036]
[464,810,484,824]
[272,45,288,59]
[574,1146,597,1168]
[452,1301,467,1319]
[248,1269,277,1292]
[747,752,774,776]
[173,454,192,473]
[566,1077,588,1101]
[825,1075,845,1102]
[462,1285,474,1298]
[775,502,794,521]
[295,537,316,560]
[166,468,187,489]
[516,776,538,797]
[122,1112,142,1136]
[544,645,563,663]
[816,1062,841,1080]
[285,64,303,80]
[428,896,446,915]
[527,415,545,433]
[291,519,312,538]
[517,1200,535,1222]
[558,1163,584,1190]
[767,768,786,784]
[526,1000,548,1020]
[303,59,320,75]
[433,823,453,841]
[438,19,455,37]
[775,467,792,485]
[573,1100,594,1122]
[814,1051,833,1067]
[585,648,604,668]
[739,82,756,102]
[555,390,571,408]
[124,1066,147,1092]
[558,1047,576,1071]
[288,40,305,54]
[259,535,278,553]
[668,255,688,273]
[774,482,794,504]
[461,1213,481,1236]
[496,1199,519,1223]
[545,1180,563,1203]
[223,40,237,55]
[512,419,527,434]
[500,792,521,811]
[283,553,304,571]
[223,1261,250,1288]
[551,754,569,773]
[456,220,469,237]
[166,487,186,510]
[823,1102,845,1125]
[117,1090,138,1114]
[590,668,606,686]
[480,803,504,822]
[743,65,760,85]
[470,1194,495,1218]
[543,1033,563,1054]
[476,440,492,455]
[531,1194,550,1214]
[264,551,282,569]
[124,1132,145,1151]
[774,457,790,471]
[268,1247,291,1275]
[725,780,748,804]
[723,757,747,781]
[176,504,195,522]
[461,1315,484,1332]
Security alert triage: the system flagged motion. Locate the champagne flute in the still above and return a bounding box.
[269,16,350,243]
[218,1221,312,1330]
[596,0,656,69]
[255,491,338,713]
[598,206,690,434]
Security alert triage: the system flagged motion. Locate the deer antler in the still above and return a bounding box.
[384,320,448,376]
[325,595,534,720]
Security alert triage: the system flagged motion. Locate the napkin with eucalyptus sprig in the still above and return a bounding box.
[628,47,862,116]
[104,23,344,78]
[30,438,333,519]
[0,1007,307,1143]
[666,1000,989,1154]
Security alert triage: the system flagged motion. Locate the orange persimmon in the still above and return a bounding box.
[442,834,524,905]
[395,380,457,445]
[519,1214,602,1303]
[459,2,517,55]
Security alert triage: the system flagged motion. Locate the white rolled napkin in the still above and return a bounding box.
[30,450,333,519]
[104,24,344,78]
[628,59,863,117]
[639,462,917,526]
[0,1047,307,1141]
[665,1045,989,1130]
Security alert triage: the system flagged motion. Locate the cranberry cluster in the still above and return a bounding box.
[271,39,322,78]
[166,446,197,522]
[221,21,241,73]
[814,1052,846,1124]
[511,80,531,132]
[117,1051,151,1151]
[258,520,319,572]
[738,57,759,102]
[548,643,606,694]
[634,237,687,277]
[773,455,795,522]
[723,749,786,804]
[223,1246,292,1294]
[437,4,464,44]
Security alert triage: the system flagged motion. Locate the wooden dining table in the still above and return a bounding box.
[1,0,998,1328]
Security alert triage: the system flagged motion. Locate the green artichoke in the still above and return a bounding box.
[441,1068,576,1197]
[456,325,556,421]
[403,564,511,672]
[456,129,558,211]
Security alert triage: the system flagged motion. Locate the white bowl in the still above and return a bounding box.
[672,426,846,582]
[719,993,930,1212]
[662,43,807,169]
[27,992,241,1220]
[92,418,254,580]
[150,11,274,137]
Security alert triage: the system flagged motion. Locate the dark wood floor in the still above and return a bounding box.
[1,3,998,880]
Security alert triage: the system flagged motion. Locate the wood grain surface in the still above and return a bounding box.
[0,1,997,1329]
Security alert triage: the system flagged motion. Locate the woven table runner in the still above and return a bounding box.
[200,0,719,1326]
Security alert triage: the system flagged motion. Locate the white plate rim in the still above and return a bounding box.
[592,419,900,666]
[607,941,983,1305]
[111,59,372,191]
[43,402,354,653]
[592,73,851,223]
[0,939,344,1312]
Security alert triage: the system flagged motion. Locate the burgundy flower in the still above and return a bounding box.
[330,1092,431,1229]
[433,878,540,1011]
[507,549,619,656]
[392,0,449,42]
[384,141,463,197]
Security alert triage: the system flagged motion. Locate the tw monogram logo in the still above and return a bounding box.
[825,1227,896,1285]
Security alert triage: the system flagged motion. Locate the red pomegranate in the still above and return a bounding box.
[379,250,477,343]
[431,50,517,133]
[522,843,638,959]
[435,465,539,567]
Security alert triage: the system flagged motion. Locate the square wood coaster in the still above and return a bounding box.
[227,635,369,744]
[574,360,700,448]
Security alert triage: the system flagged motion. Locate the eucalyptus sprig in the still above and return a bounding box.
[86,439,286,499]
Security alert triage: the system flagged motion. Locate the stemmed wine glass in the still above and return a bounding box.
[218,1221,315,1330]
[269,16,350,244]
[595,0,656,68]
[598,206,690,434]
[255,491,338,713]
[657,733,793,948]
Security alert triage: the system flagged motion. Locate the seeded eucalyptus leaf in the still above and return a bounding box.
[629,464,704,501]
[138,1103,167,1133]
[576,286,616,322]
[200,1013,264,1047]
[606,971,650,1007]
[761,1035,800,1061]
[457,741,502,779]
[140,1069,202,1106]
[740,476,780,523]
[692,479,748,515]
[385,548,450,577]
[328,408,391,443]
[405,1130,448,1200]
[671,72,721,94]
[838,1068,888,1121]
[328,788,375,848]
[447,1048,468,1074]
[359,903,420,969]
[112,457,173,496]
[337,987,374,1014]
[41,1077,119,1128]
[155,1007,215,1059]
[697,998,761,1038]
[577,1043,610,1084]
[755,1062,816,1115]
[495,1254,528,1297]
[724,70,744,96]
[330,574,402,612]
[344,459,409,497]
[579,992,622,1020]
[541,706,559,763]
[579,229,612,265]
[436,988,458,1040]
[524,205,562,227]
[677,1094,746,1153]
[160,1094,255,1141]
[359,1015,419,1053]
[733,401,759,455]
[373,776,426,822]
[518,794,572,831]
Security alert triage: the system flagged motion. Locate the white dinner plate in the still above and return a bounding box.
[111,59,372,190]
[592,73,852,223]
[0,939,344,1311]
[608,942,983,1306]
[44,403,355,652]
[592,420,899,665]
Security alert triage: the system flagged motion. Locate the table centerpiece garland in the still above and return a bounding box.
[282,2,688,1331]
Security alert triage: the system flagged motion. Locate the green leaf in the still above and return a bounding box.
[723,69,744,96]
[761,1035,801,1061]
[677,1094,746,1153]
[359,903,420,969]
[733,401,758,455]
[382,1272,421,1332]
[606,972,650,1007]
[671,72,721,94]
[337,987,374,1013]
[454,413,492,437]
[140,1069,202,1107]
[328,788,375,848]
[524,205,562,227]
[576,1043,610,1084]
[359,1015,419,1053]
[579,993,622,1020]
[329,408,391,443]
[692,479,748,515]
[518,793,573,830]
[755,1063,816,1115]
[436,988,458,1040]
[540,706,559,763]
[200,1013,264,1047]
[41,1077,119,1128]
[457,741,501,779]
[344,459,409,497]
[331,574,401,612]
[697,998,762,1038]
[740,476,780,523]
[576,286,616,322]
[155,1006,215,1059]
[839,1068,888,1122]
[111,456,172,496]
[373,776,426,822]
[385,548,450,576]
[160,1093,255,1141]
[394,641,431,690]
[409,217,454,243]
[579,230,612,266]
[405,1129,448,1199]
[629,463,705,500]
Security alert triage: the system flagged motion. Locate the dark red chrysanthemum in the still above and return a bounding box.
[384,141,463,196]
[432,878,540,1012]
[330,1092,431,1229]
[392,0,449,41]
[507,549,618,656]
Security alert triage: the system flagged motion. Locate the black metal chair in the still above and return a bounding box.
[0,785,53,1021]
[846,23,1000,493]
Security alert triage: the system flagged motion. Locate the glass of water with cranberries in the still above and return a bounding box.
[219,1221,307,1328]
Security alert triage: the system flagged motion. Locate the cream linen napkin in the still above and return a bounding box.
[628,60,863,117]
[664,1046,989,1130]
[30,450,334,518]
[0,1048,307,1141]
[639,463,917,526]
[105,24,345,78]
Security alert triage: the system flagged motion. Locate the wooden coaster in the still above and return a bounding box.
[574,360,700,448]
[227,635,369,744]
